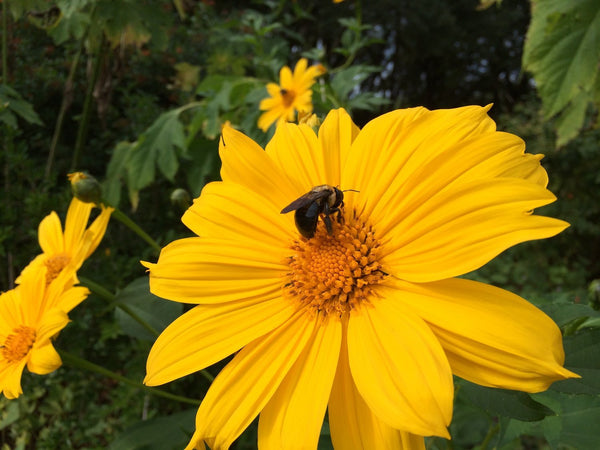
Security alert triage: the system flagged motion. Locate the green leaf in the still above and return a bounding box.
[103,141,134,207]
[460,381,555,421]
[551,328,600,394]
[500,391,600,449]
[0,85,44,128]
[127,108,186,192]
[109,408,196,450]
[523,0,600,145]
[114,277,183,342]
[330,65,380,104]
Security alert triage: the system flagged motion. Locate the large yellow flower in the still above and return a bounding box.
[18,197,113,287]
[0,269,89,399]
[258,58,326,132]
[144,106,578,449]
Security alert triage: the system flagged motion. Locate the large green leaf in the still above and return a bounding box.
[460,381,555,422]
[126,108,187,192]
[0,85,44,129]
[523,0,600,146]
[499,391,600,449]
[551,328,600,394]
[114,277,183,342]
[109,408,196,450]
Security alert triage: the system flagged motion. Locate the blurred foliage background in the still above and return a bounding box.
[1,0,600,448]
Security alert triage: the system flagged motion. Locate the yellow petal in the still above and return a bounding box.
[219,126,299,207]
[279,65,293,88]
[344,105,495,217]
[258,316,341,449]
[83,204,113,259]
[329,324,426,450]
[347,297,453,437]
[38,211,65,254]
[182,182,294,245]
[63,198,93,254]
[386,279,579,392]
[36,307,70,342]
[0,360,27,399]
[27,341,62,375]
[187,310,316,450]
[318,108,360,186]
[265,121,327,190]
[145,294,296,386]
[145,237,286,304]
[380,178,569,282]
[341,107,429,212]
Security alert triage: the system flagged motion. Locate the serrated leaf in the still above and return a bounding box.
[127,108,186,192]
[523,0,600,144]
[539,302,600,328]
[460,381,555,421]
[0,85,44,127]
[330,65,380,103]
[114,277,183,341]
[109,409,196,450]
[103,141,134,207]
[551,328,600,394]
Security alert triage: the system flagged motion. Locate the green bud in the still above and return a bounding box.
[68,172,103,204]
[170,188,192,212]
[588,279,600,311]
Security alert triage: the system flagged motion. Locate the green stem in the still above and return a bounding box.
[79,276,160,338]
[58,350,201,406]
[2,0,7,83]
[479,422,499,450]
[78,276,215,383]
[70,34,107,171]
[45,39,85,180]
[111,207,162,253]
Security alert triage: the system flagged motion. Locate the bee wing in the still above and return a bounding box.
[280,192,317,214]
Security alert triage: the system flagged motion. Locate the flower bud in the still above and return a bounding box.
[170,188,192,212]
[67,172,102,204]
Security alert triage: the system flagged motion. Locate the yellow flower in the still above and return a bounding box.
[18,197,113,288]
[0,269,89,399]
[258,58,326,132]
[144,106,578,449]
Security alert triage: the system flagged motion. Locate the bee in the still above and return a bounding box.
[281,185,357,239]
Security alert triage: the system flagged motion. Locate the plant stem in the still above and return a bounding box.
[70,34,107,171]
[480,422,499,450]
[58,349,201,406]
[110,207,162,253]
[2,0,15,288]
[78,276,160,338]
[45,39,85,180]
[78,275,215,383]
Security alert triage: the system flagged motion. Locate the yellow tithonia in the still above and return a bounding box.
[258,58,326,132]
[0,268,89,399]
[18,197,113,288]
[144,106,578,449]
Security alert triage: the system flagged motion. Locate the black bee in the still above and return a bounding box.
[281,185,356,238]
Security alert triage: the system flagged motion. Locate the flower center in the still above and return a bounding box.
[1,325,36,363]
[284,210,387,317]
[44,253,71,284]
[280,88,296,108]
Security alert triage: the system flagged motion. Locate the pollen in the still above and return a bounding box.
[284,211,387,317]
[1,325,36,363]
[44,253,71,284]
[280,88,296,108]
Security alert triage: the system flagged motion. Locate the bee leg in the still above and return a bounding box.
[323,214,333,234]
[322,202,334,235]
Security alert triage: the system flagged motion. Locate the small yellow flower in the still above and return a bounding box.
[258,58,326,132]
[18,197,113,288]
[144,106,577,449]
[0,269,89,399]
